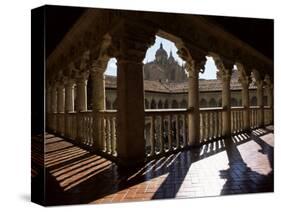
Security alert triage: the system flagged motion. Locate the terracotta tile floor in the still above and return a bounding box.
[31,126,274,206]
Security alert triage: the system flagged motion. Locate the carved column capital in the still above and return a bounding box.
[264,74,273,88]
[177,45,206,78]
[111,21,156,64]
[255,79,264,89]
[91,60,108,75]
[212,55,233,81]
[237,63,251,86]
[74,70,89,84]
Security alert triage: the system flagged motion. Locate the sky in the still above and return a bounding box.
[104,36,218,79]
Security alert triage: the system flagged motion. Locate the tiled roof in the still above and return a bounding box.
[105,75,256,93]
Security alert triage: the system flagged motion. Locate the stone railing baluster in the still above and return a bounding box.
[175,115,179,150]
[152,115,156,156]
[159,115,164,154]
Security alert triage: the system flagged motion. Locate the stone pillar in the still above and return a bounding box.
[221,71,231,137]
[46,87,52,114]
[265,82,273,124]
[64,79,75,138]
[65,79,75,113]
[57,84,65,113]
[178,47,206,146]
[214,56,233,137]
[76,72,88,112]
[116,57,146,166]
[256,80,264,127]
[50,86,57,132]
[241,78,250,131]
[187,64,200,146]
[57,83,65,135]
[266,85,273,108]
[51,86,57,113]
[91,66,106,151]
[91,68,105,111]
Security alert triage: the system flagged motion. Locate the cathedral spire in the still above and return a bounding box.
[169,49,173,58]
[160,42,163,49]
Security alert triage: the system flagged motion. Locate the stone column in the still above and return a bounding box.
[178,47,206,146]
[91,68,105,111]
[46,87,52,130]
[265,82,273,124]
[241,78,250,131]
[266,85,273,108]
[116,56,146,166]
[214,57,233,137]
[256,80,264,127]
[65,79,75,113]
[57,84,65,113]
[221,71,231,137]
[57,83,65,135]
[76,72,88,112]
[91,65,106,151]
[51,86,57,113]
[64,79,75,138]
[187,63,200,146]
[50,85,58,132]
[46,87,52,114]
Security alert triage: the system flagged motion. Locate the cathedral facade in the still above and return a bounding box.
[143,43,187,82]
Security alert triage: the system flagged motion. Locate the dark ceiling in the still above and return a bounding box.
[45,5,273,60]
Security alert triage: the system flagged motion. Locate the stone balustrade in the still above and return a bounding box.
[264,106,273,126]
[200,108,223,143]
[144,109,189,158]
[250,106,259,129]
[46,104,273,163]
[231,107,245,133]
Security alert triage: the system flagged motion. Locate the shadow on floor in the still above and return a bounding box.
[31,127,274,205]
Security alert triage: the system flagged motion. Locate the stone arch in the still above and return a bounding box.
[180,99,187,108]
[172,100,179,108]
[158,100,163,109]
[209,98,217,107]
[199,98,207,108]
[145,99,149,109]
[151,99,156,109]
[251,96,257,106]
[164,99,169,108]
[231,98,238,106]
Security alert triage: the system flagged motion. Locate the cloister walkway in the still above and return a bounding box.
[32,126,273,205]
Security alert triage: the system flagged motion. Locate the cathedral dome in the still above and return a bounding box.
[155,43,168,61]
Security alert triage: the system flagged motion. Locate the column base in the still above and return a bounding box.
[116,156,146,170]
